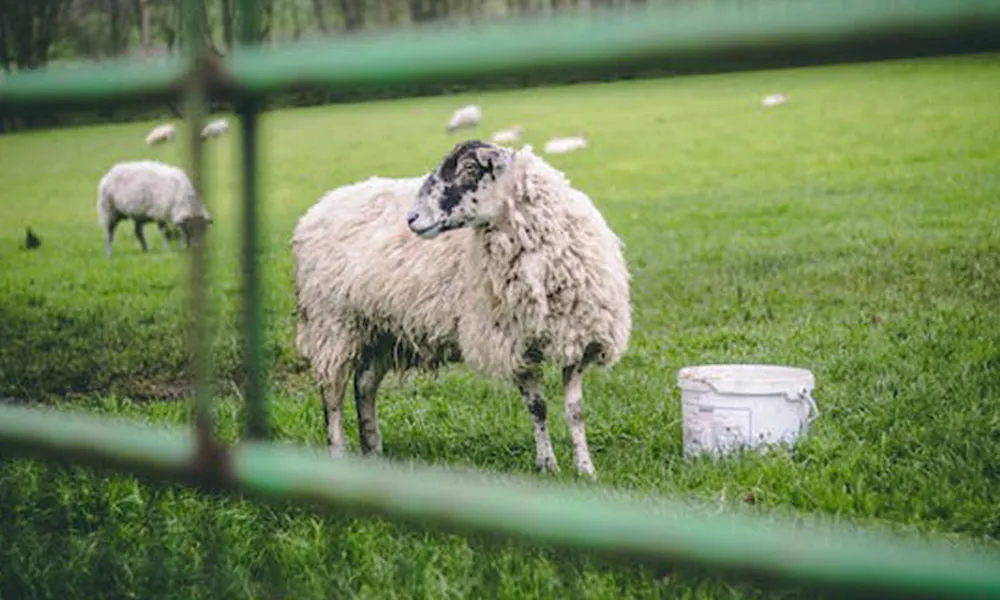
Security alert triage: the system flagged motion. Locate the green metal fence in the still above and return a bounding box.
[2,1,1000,597]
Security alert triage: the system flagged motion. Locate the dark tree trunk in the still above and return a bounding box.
[1,0,68,70]
[35,0,66,66]
[157,1,178,52]
[0,1,11,72]
[108,0,123,56]
[409,0,446,23]
[260,0,274,41]
[131,0,152,55]
[311,0,330,34]
[140,0,151,54]
[179,0,215,53]
[290,0,302,39]
[506,0,532,16]
[236,0,274,43]
[220,0,234,49]
[338,0,365,31]
[11,1,37,69]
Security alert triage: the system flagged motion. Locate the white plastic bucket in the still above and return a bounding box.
[676,364,819,458]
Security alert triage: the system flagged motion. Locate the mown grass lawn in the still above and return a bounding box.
[1,52,999,599]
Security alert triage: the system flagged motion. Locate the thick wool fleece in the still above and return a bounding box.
[97,160,208,229]
[292,146,631,382]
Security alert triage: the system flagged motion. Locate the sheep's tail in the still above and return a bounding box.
[96,174,115,229]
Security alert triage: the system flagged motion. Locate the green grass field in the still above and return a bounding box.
[1,52,999,599]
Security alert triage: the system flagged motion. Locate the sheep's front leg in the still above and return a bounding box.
[354,356,389,456]
[320,362,351,457]
[157,221,172,250]
[516,371,560,474]
[563,364,596,479]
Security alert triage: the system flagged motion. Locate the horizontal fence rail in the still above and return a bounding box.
[2,402,1000,599]
[0,1,999,109]
[3,0,1000,597]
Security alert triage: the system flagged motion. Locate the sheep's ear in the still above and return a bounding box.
[473,145,509,177]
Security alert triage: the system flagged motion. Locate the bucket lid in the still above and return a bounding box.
[677,364,815,396]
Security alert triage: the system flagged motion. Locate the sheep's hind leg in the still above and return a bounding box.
[516,370,560,474]
[319,360,352,458]
[134,219,150,252]
[563,364,596,480]
[103,216,122,258]
[354,354,390,456]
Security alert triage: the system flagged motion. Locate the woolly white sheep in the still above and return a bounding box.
[544,133,588,155]
[97,160,213,257]
[446,104,482,134]
[490,125,523,145]
[201,118,229,139]
[761,93,788,107]
[145,123,176,145]
[292,140,631,479]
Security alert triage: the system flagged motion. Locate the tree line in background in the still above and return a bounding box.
[0,0,687,72]
[1,0,900,130]
[0,0,686,130]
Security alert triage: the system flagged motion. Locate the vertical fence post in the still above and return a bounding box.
[180,0,216,452]
[237,0,269,440]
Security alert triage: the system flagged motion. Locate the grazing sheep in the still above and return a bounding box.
[446,104,482,135]
[201,118,229,139]
[761,93,788,107]
[544,133,589,155]
[490,125,523,145]
[293,140,631,479]
[145,123,176,146]
[97,160,213,258]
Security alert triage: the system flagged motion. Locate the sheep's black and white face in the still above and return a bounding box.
[408,140,512,239]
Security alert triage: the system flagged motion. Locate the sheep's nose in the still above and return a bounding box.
[406,211,419,226]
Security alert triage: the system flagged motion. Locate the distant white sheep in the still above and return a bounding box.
[97,160,213,257]
[201,118,229,139]
[446,104,482,134]
[293,140,632,479]
[145,123,176,146]
[490,125,523,145]
[761,93,788,107]
[544,133,588,155]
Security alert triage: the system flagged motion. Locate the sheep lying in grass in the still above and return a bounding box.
[446,104,482,134]
[293,140,631,479]
[201,118,229,139]
[97,160,213,257]
[490,125,523,145]
[145,123,176,145]
[761,93,788,107]
[544,133,588,155]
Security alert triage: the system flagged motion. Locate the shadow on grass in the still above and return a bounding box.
[0,457,806,600]
[0,293,193,401]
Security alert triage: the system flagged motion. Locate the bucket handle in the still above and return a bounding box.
[793,388,820,425]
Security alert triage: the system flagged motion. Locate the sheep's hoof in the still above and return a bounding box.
[574,455,597,478]
[360,446,384,458]
[536,456,561,474]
